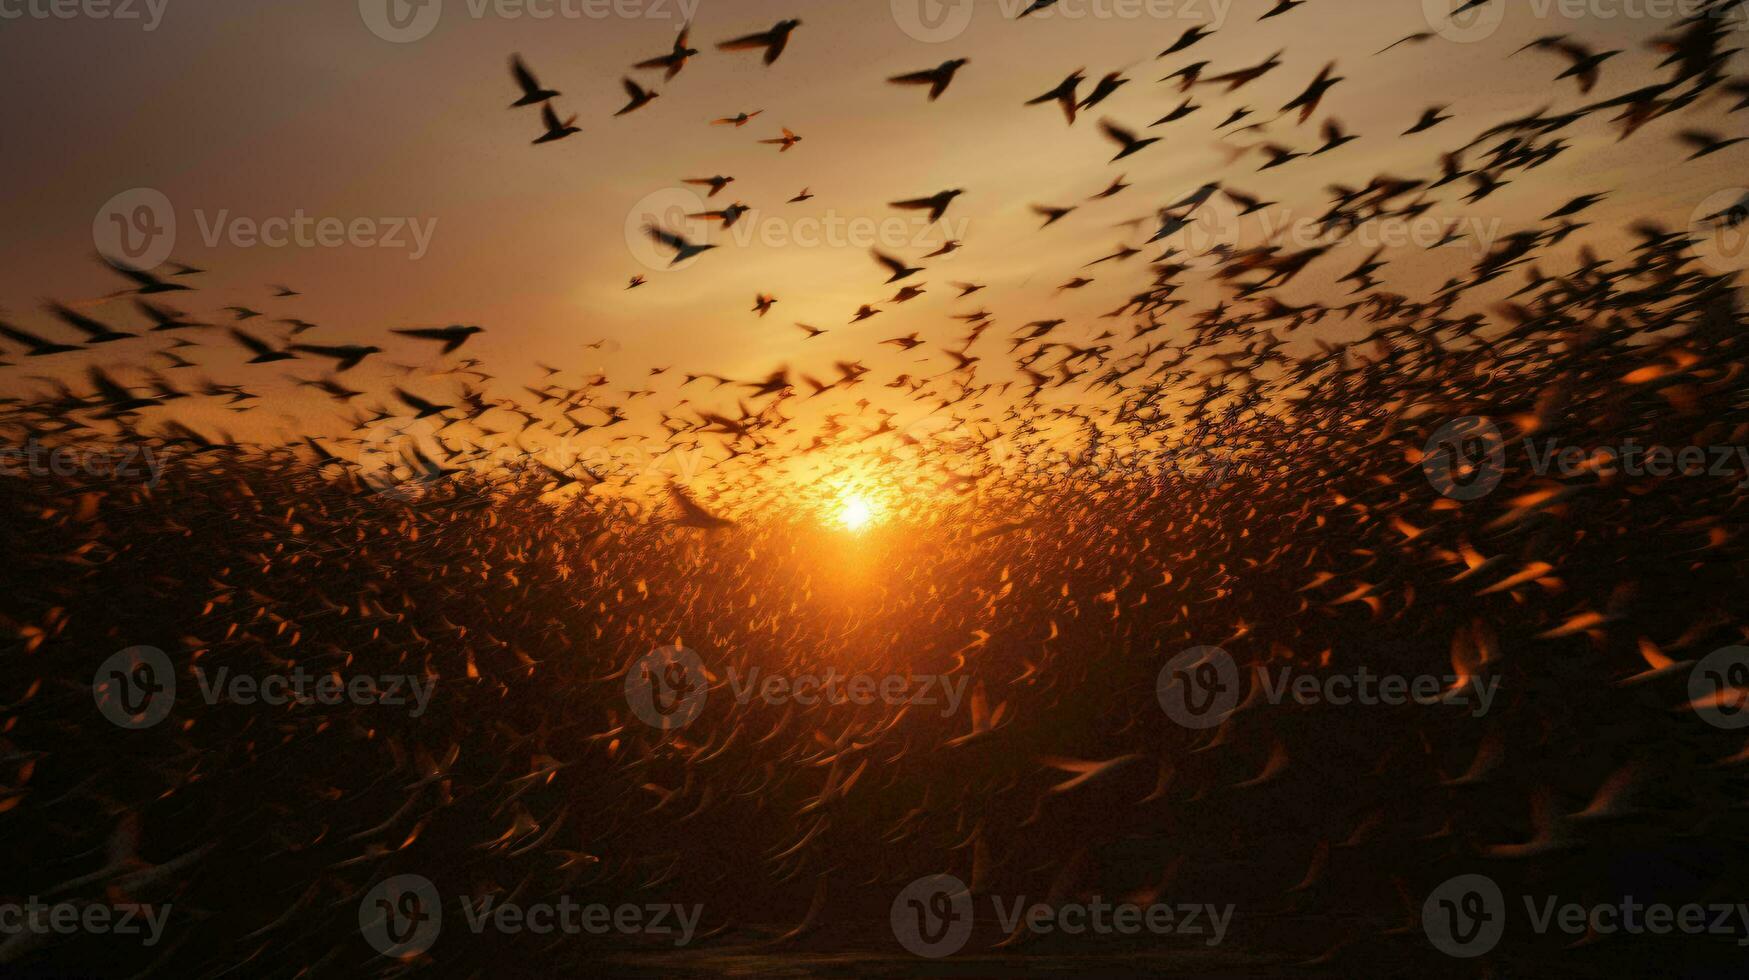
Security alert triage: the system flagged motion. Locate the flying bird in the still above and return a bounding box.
[1280,62,1342,124]
[229,327,296,363]
[684,175,736,197]
[533,104,580,144]
[760,128,803,151]
[1676,129,1747,159]
[1077,72,1129,111]
[1099,120,1160,162]
[614,77,660,116]
[717,19,802,65]
[711,110,763,126]
[1026,69,1085,125]
[634,24,698,80]
[1160,25,1215,57]
[49,303,134,343]
[872,249,924,284]
[889,189,965,222]
[1402,105,1452,135]
[888,59,970,101]
[646,226,717,265]
[0,320,82,356]
[392,324,484,354]
[1031,204,1076,227]
[509,54,559,107]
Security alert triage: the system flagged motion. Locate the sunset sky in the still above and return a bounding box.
[1,0,1742,452]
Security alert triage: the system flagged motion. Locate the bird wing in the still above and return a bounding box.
[1100,120,1139,146]
[0,321,56,348]
[716,30,770,51]
[228,328,273,356]
[872,250,905,275]
[647,226,690,252]
[88,366,136,404]
[511,55,541,95]
[888,69,937,86]
[764,32,791,64]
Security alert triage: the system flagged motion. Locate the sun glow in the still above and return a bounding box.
[838,495,874,531]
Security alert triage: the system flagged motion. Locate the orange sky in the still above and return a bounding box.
[1,0,1744,464]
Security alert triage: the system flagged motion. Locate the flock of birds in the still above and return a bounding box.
[4,0,1749,975]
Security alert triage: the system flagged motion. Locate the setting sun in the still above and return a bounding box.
[838,495,873,531]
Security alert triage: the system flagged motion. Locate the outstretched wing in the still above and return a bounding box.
[716,31,770,52]
[511,55,541,96]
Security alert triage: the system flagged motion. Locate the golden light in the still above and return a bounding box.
[838,495,874,532]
